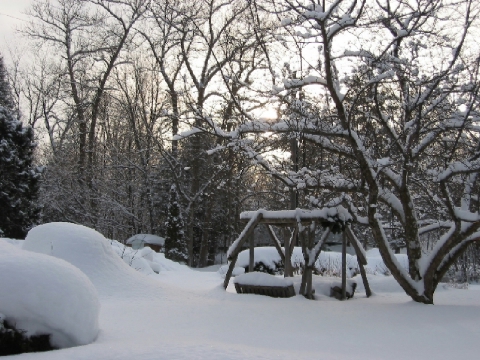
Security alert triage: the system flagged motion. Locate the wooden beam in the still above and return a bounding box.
[284,228,292,277]
[227,212,264,260]
[249,233,254,272]
[346,226,372,297]
[311,227,331,264]
[223,212,263,289]
[289,224,298,259]
[265,225,285,262]
[346,226,367,265]
[341,231,347,300]
[300,222,316,299]
[358,259,372,297]
[223,255,239,289]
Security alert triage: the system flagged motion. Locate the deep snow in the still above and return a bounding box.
[0,240,99,348]
[1,222,480,359]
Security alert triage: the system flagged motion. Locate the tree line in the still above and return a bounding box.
[2,0,480,303]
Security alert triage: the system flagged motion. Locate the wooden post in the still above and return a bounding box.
[284,227,292,277]
[341,231,347,300]
[266,225,285,262]
[299,227,307,296]
[306,267,313,299]
[299,222,317,299]
[305,223,315,299]
[223,255,238,289]
[289,225,297,258]
[346,226,372,298]
[358,260,372,297]
[288,226,298,277]
[305,221,316,300]
[249,233,254,272]
[299,268,307,295]
[223,212,263,289]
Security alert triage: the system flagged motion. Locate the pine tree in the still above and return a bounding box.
[0,55,14,111]
[164,184,188,264]
[0,56,41,238]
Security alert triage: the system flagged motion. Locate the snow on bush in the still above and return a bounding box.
[235,246,408,277]
[364,248,409,275]
[109,239,192,275]
[236,247,358,277]
[234,272,294,286]
[218,265,245,277]
[0,238,24,248]
[306,250,358,277]
[23,222,158,294]
[109,240,156,275]
[151,252,192,272]
[0,240,99,348]
[236,247,284,274]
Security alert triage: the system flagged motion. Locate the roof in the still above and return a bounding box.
[126,234,165,246]
[240,207,352,226]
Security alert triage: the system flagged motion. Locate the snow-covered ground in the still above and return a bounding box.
[1,223,480,359]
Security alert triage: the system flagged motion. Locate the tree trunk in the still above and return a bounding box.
[198,198,212,268]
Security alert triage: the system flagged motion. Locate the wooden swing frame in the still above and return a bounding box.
[223,209,372,299]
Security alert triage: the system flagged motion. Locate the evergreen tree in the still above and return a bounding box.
[0,106,41,238]
[0,55,14,111]
[164,184,188,264]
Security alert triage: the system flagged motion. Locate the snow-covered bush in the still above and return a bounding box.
[23,222,158,290]
[363,248,409,276]
[0,240,100,349]
[234,272,294,287]
[109,240,157,275]
[235,246,408,278]
[21,222,194,305]
[218,265,245,278]
[111,237,193,275]
[236,247,285,274]
[0,313,55,355]
[236,247,360,278]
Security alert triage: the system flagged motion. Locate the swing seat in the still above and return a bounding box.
[234,283,296,298]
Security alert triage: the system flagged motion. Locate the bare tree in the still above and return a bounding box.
[24,0,148,174]
[177,0,480,302]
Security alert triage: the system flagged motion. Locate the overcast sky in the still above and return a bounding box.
[0,0,33,56]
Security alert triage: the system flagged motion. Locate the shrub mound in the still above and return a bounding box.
[0,316,56,356]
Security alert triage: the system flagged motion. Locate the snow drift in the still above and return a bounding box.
[23,222,160,297]
[0,240,99,348]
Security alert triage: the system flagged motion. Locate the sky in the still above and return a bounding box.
[0,0,33,56]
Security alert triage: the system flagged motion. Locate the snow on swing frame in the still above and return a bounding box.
[224,207,371,300]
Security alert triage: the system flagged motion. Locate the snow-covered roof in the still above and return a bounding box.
[126,234,165,246]
[240,207,352,225]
